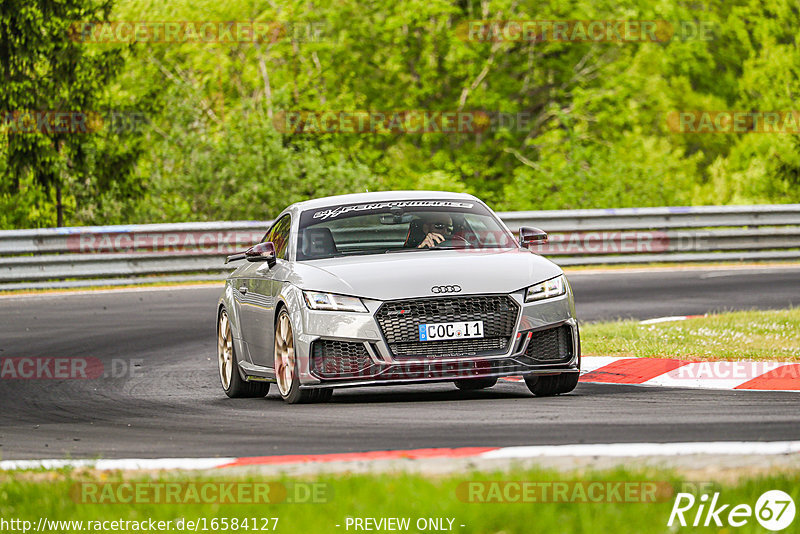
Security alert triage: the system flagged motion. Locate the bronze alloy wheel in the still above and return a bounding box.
[218,308,270,398]
[274,309,332,404]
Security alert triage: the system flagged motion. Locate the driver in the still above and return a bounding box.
[417,214,454,248]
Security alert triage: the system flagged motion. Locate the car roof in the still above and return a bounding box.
[289,190,479,212]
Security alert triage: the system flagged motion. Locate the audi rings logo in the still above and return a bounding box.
[431,285,461,294]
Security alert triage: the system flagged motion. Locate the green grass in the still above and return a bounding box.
[1,467,797,533]
[582,308,800,361]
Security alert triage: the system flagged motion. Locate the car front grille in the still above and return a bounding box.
[310,340,374,378]
[390,337,508,357]
[375,295,518,358]
[521,325,574,364]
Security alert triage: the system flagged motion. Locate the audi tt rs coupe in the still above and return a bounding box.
[217,191,580,403]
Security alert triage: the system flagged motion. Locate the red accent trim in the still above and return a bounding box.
[580,358,689,384]
[218,447,499,468]
[735,364,800,390]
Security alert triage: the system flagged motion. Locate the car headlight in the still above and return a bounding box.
[525,275,567,302]
[303,291,368,312]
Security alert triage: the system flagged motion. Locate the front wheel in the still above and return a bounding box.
[274,309,332,404]
[218,308,270,398]
[524,373,579,397]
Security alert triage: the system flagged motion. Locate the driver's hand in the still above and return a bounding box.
[418,232,445,248]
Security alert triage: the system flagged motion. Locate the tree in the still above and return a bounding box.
[0,0,138,227]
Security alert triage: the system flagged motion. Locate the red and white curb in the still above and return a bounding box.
[501,356,800,391]
[576,356,800,391]
[3,441,800,471]
[503,356,800,391]
[504,314,800,391]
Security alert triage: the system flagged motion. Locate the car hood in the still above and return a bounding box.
[287,248,562,300]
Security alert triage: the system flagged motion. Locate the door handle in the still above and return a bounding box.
[238,286,248,295]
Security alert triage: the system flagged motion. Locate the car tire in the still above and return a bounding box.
[274,308,332,404]
[454,378,498,390]
[524,373,579,397]
[218,308,270,398]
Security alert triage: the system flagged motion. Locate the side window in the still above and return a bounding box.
[265,215,291,260]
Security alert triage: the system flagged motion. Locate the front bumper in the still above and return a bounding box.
[293,290,580,389]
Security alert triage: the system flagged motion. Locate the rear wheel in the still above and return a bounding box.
[274,309,332,404]
[454,377,498,390]
[524,373,579,397]
[218,308,270,398]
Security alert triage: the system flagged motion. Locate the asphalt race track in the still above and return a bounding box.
[1,266,799,460]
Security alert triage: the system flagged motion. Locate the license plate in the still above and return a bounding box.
[418,321,484,341]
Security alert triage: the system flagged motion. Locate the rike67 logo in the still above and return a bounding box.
[668,490,795,531]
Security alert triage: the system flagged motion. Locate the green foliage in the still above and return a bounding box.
[501,131,702,210]
[0,0,154,227]
[138,110,373,222]
[2,0,800,227]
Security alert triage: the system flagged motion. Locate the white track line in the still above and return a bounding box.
[480,441,800,459]
[0,457,234,471]
[639,316,693,325]
[3,442,800,471]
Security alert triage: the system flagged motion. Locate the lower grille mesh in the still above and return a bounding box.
[523,325,573,363]
[311,340,373,378]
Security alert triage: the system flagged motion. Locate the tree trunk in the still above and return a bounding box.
[56,182,63,227]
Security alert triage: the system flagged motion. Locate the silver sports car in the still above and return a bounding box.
[217,191,580,403]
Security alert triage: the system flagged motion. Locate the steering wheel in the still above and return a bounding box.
[435,234,471,248]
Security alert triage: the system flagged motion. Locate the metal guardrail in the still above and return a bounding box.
[0,204,798,289]
[498,204,800,232]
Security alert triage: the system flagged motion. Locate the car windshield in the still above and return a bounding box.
[296,199,517,261]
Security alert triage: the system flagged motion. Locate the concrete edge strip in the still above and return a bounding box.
[2,441,800,472]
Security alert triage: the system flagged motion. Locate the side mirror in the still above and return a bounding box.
[519,226,548,247]
[226,242,277,267]
[245,242,277,266]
